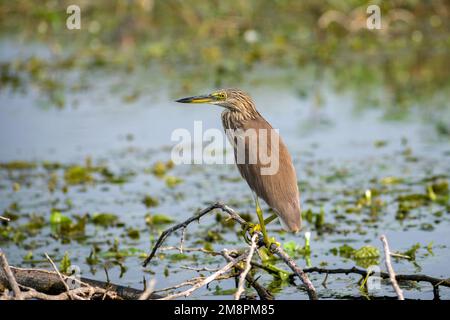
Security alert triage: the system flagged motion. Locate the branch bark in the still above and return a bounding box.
[269,244,318,300]
[0,266,161,299]
[0,252,22,299]
[159,250,248,300]
[380,235,404,300]
[223,250,273,300]
[234,233,258,300]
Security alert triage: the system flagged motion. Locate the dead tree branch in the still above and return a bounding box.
[234,233,258,300]
[139,278,156,300]
[142,203,233,266]
[0,265,160,300]
[0,251,22,299]
[142,202,317,300]
[159,249,248,300]
[44,253,71,295]
[380,235,405,300]
[269,244,318,300]
[223,250,274,300]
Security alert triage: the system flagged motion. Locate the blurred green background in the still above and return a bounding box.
[1,0,449,115]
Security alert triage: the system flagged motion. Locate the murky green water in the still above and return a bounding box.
[1,42,450,299]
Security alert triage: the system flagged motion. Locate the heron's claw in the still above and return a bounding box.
[243,223,263,244]
[243,222,255,244]
[267,237,280,253]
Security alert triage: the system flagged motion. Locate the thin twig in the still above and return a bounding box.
[159,246,220,256]
[159,250,248,300]
[380,235,404,300]
[13,285,121,300]
[180,227,186,254]
[234,233,258,300]
[390,253,411,260]
[270,244,318,300]
[143,203,225,266]
[322,273,329,288]
[0,216,10,222]
[0,251,22,299]
[223,251,273,300]
[302,266,450,288]
[44,253,71,294]
[180,266,221,272]
[153,274,235,294]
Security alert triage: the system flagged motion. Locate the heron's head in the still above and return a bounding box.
[176,88,257,115]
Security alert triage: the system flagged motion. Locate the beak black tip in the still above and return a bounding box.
[175,98,190,103]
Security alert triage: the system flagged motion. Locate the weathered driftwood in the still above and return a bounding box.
[0,266,160,300]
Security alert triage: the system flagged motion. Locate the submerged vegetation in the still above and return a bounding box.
[0,1,449,299]
[1,140,448,298]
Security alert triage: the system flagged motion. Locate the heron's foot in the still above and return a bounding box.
[243,223,264,244]
[256,238,279,261]
[243,222,255,244]
[266,237,281,252]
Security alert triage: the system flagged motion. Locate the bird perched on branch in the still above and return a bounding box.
[176,88,301,246]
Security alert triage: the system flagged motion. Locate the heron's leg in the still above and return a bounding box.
[264,214,278,226]
[254,195,270,245]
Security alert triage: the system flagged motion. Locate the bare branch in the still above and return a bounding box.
[44,253,72,295]
[390,252,411,260]
[180,227,186,254]
[159,246,220,256]
[269,244,318,300]
[302,266,450,289]
[16,286,121,300]
[380,235,404,300]
[143,203,231,266]
[0,216,10,222]
[180,266,221,272]
[139,278,156,300]
[153,274,233,294]
[223,250,273,300]
[159,250,247,300]
[0,251,22,299]
[234,233,258,300]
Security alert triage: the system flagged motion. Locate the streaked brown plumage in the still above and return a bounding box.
[176,88,302,233]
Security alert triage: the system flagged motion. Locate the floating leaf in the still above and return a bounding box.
[50,211,72,226]
[430,180,448,196]
[142,195,159,208]
[380,177,403,185]
[64,166,93,185]
[403,243,421,260]
[91,213,118,227]
[145,213,174,226]
[127,228,140,240]
[0,161,36,170]
[353,246,380,259]
[165,176,183,188]
[151,161,167,177]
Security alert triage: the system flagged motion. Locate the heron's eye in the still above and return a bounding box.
[213,92,226,100]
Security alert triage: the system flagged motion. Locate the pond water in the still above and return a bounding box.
[0,44,449,299]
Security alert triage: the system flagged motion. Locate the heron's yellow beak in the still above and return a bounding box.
[175,94,215,104]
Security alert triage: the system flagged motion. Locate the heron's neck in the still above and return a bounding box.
[221,99,259,128]
[221,108,258,129]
